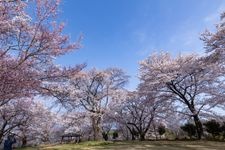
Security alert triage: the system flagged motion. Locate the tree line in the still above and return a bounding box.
[1,0,225,148]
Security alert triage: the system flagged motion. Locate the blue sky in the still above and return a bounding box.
[56,0,225,90]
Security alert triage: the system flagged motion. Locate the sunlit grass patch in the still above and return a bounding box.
[17,141,225,150]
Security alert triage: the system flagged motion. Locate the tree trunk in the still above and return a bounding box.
[131,134,136,140]
[193,115,203,140]
[91,116,102,141]
[126,125,136,140]
[0,132,3,145]
[126,129,129,140]
[22,136,27,147]
[139,133,145,141]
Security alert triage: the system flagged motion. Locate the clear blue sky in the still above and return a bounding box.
[56,0,225,90]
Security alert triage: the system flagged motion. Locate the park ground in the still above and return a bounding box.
[17,140,225,150]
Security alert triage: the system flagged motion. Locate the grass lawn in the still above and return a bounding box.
[17,140,225,150]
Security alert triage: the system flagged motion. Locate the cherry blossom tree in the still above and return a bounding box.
[0,1,83,147]
[0,99,59,146]
[0,0,80,64]
[50,68,128,140]
[23,102,59,144]
[139,52,225,139]
[110,90,170,141]
[200,12,225,112]
[0,98,34,144]
[201,12,225,64]
[0,0,82,108]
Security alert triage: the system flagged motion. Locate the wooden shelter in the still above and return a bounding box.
[61,133,81,143]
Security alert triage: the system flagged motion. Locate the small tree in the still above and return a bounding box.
[203,120,221,139]
[158,124,166,139]
[180,123,196,139]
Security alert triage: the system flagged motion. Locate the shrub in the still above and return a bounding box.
[102,132,108,141]
[158,124,166,139]
[203,119,221,139]
[180,123,196,139]
[220,122,225,139]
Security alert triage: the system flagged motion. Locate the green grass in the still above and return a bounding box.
[17,140,225,150]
